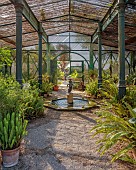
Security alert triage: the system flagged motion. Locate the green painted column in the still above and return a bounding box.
[131,51,136,73]
[98,22,102,88]
[130,51,134,74]
[118,0,126,99]
[110,51,113,77]
[82,61,84,82]
[27,52,30,80]
[38,23,43,86]
[15,2,23,84]
[46,37,50,76]
[5,63,8,75]
[89,43,94,70]
[133,51,136,73]
[69,60,72,74]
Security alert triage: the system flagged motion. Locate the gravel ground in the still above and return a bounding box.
[1,82,136,170]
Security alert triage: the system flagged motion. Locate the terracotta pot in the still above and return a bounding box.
[132,148,136,161]
[1,147,20,167]
[53,85,59,91]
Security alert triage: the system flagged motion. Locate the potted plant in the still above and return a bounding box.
[0,112,28,167]
[41,81,53,97]
[53,73,59,91]
[53,84,59,91]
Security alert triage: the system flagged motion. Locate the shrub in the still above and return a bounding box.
[0,74,21,115]
[100,79,118,102]
[0,74,44,120]
[85,80,98,97]
[126,73,136,85]
[41,81,53,94]
[0,48,13,69]
[84,70,98,82]
[21,86,44,119]
[123,85,136,108]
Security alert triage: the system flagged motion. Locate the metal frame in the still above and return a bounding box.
[0,0,136,99]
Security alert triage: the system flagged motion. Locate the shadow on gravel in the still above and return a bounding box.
[74,112,96,124]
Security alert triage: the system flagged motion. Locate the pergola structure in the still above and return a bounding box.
[0,0,136,99]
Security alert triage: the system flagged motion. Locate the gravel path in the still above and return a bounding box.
[1,82,135,170]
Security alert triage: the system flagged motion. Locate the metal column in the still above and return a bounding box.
[15,2,23,85]
[27,51,30,80]
[98,22,102,88]
[118,0,126,99]
[46,36,50,77]
[131,51,136,73]
[89,43,94,70]
[38,22,43,86]
[110,51,113,77]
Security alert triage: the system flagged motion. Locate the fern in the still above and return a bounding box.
[85,80,98,97]
[91,103,136,163]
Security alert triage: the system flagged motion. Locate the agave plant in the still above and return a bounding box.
[0,112,28,150]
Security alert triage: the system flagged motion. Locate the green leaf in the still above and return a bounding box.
[111,142,136,162]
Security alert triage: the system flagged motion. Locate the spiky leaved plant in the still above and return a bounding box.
[0,112,28,150]
[91,102,136,164]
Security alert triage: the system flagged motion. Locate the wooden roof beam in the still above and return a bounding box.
[92,0,118,43]
[10,0,47,42]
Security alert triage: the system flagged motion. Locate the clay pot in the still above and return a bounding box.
[132,148,136,161]
[1,147,20,167]
[53,85,59,91]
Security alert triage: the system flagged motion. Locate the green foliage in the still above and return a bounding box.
[70,70,78,79]
[85,80,98,97]
[29,78,39,89]
[91,102,136,164]
[0,74,21,114]
[0,112,28,150]
[42,73,50,82]
[126,73,136,85]
[41,81,53,94]
[0,48,13,68]
[100,79,118,102]
[41,73,53,94]
[102,70,111,80]
[0,74,44,119]
[21,86,44,119]
[57,68,64,80]
[83,70,98,88]
[124,85,136,108]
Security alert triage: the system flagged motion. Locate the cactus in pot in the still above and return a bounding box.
[0,112,28,167]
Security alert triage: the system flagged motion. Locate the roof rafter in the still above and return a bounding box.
[92,0,118,43]
[30,0,66,8]
[42,14,99,23]
[48,30,91,36]
[44,23,94,31]
[0,31,37,39]
[74,0,109,8]
[9,0,47,42]
[0,3,12,7]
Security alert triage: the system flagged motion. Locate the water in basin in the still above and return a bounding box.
[52,98,89,109]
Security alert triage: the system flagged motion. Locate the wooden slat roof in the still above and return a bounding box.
[0,0,136,50]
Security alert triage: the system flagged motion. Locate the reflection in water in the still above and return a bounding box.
[52,98,89,109]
